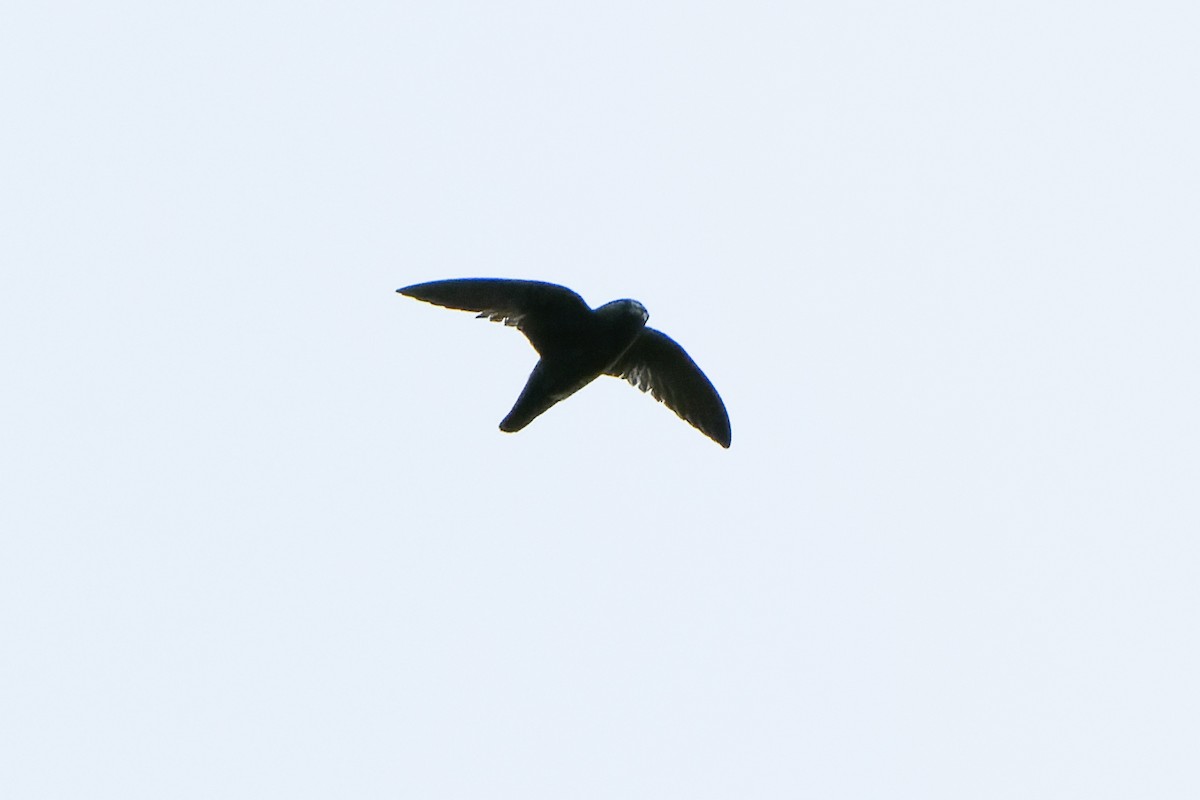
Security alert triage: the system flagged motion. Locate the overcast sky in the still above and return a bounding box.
[3,1,1198,797]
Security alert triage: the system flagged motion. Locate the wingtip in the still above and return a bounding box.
[397,281,429,296]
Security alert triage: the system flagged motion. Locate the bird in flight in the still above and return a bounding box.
[397,278,731,447]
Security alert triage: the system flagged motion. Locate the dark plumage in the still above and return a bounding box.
[397,278,731,447]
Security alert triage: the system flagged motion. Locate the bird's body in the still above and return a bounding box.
[397,278,731,447]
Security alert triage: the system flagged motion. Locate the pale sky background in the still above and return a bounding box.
[3,1,1198,797]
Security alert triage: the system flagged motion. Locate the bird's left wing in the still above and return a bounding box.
[605,328,731,447]
[397,278,592,355]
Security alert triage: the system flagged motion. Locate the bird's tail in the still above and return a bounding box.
[499,360,574,433]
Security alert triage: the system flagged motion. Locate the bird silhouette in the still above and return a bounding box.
[397,278,731,447]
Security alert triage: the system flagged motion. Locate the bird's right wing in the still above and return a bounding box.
[605,328,731,447]
[397,278,592,355]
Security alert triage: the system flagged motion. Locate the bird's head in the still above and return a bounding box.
[600,299,649,325]
[595,299,650,348]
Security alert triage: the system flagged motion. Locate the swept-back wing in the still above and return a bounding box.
[397,278,592,356]
[606,328,731,448]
